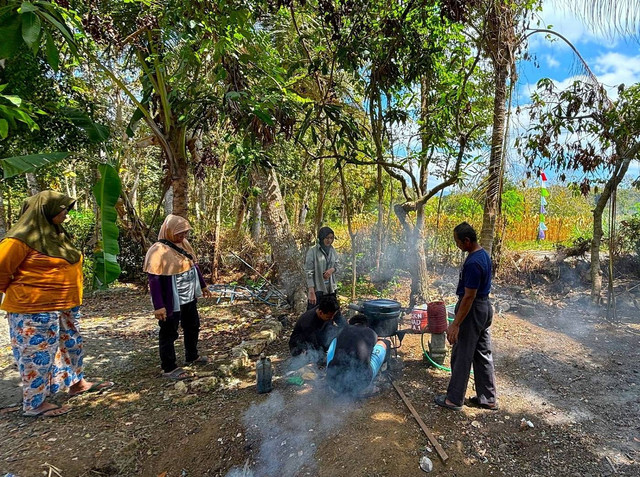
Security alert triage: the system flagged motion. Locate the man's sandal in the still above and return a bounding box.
[434,394,462,411]
[162,367,191,380]
[467,396,499,410]
[185,356,209,366]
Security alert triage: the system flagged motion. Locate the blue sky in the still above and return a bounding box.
[511,0,640,185]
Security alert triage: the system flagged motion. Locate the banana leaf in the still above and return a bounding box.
[92,163,122,288]
[0,152,69,178]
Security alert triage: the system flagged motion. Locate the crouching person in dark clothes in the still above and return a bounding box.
[434,222,498,411]
[326,314,389,397]
[289,294,345,360]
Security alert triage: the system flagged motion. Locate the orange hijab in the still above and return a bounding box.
[143,215,197,275]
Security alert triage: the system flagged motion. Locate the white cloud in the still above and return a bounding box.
[544,54,560,68]
[520,52,640,101]
[592,52,640,89]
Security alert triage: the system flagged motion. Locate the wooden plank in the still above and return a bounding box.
[389,377,449,463]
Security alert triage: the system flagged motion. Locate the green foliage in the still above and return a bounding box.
[65,208,96,284]
[66,209,95,255]
[502,189,525,223]
[0,83,39,137]
[568,223,593,244]
[619,212,640,256]
[441,194,483,219]
[521,80,640,192]
[0,152,69,178]
[0,1,77,62]
[92,163,122,289]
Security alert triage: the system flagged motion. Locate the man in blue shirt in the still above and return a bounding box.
[434,222,498,411]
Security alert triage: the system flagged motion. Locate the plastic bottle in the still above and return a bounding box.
[256,353,273,394]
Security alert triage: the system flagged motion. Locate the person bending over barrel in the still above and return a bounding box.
[325,314,389,397]
[289,294,345,359]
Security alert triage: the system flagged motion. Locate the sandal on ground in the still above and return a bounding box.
[23,404,71,418]
[467,396,499,410]
[69,381,114,397]
[185,355,209,366]
[162,367,191,380]
[434,394,462,411]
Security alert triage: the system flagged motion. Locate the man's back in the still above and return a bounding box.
[289,307,323,355]
[327,324,377,394]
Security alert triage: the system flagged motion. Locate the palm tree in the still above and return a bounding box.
[566,0,640,39]
[478,0,519,258]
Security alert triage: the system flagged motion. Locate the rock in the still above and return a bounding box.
[231,346,249,360]
[258,319,283,335]
[190,377,219,393]
[233,340,266,357]
[419,456,433,472]
[175,394,198,404]
[217,364,233,377]
[518,304,536,317]
[174,381,188,394]
[249,329,278,342]
[496,301,511,313]
[231,356,249,370]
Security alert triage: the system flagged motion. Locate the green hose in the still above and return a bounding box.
[421,326,452,372]
[420,315,473,375]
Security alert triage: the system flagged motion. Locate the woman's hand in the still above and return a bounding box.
[154,307,167,321]
[308,289,317,305]
[202,287,213,298]
[323,268,335,280]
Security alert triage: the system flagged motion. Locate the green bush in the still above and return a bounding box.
[619,213,640,256]
[66,209,96,286]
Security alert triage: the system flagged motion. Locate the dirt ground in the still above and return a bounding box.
[1,268,639,477]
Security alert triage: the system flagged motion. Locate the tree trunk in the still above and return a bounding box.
[167,127,189,218]
[298,202,308,226]
[590,202,604,303]
[480,64,509,256]
[394,204,429,308]
[212,160,227,281]
[25,173,40,196]
[338,162,357,301]
[298,187,309,226]
[375,163,384,276]
[70,170,78,201]
[130,168,140,210]
[413,74,431,304]
[234,191,249,235]
[164,185,174,216]
[411,204,430,307]
[314,157,325,232]
[590,156,632,301]
[250,165,307,313]
[251,197,262,242]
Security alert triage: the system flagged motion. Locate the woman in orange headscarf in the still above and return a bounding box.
[144,215,211,379]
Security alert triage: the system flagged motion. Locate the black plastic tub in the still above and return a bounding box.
[349,299,402,337]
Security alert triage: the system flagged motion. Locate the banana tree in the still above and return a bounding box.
[0,1,121,287]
